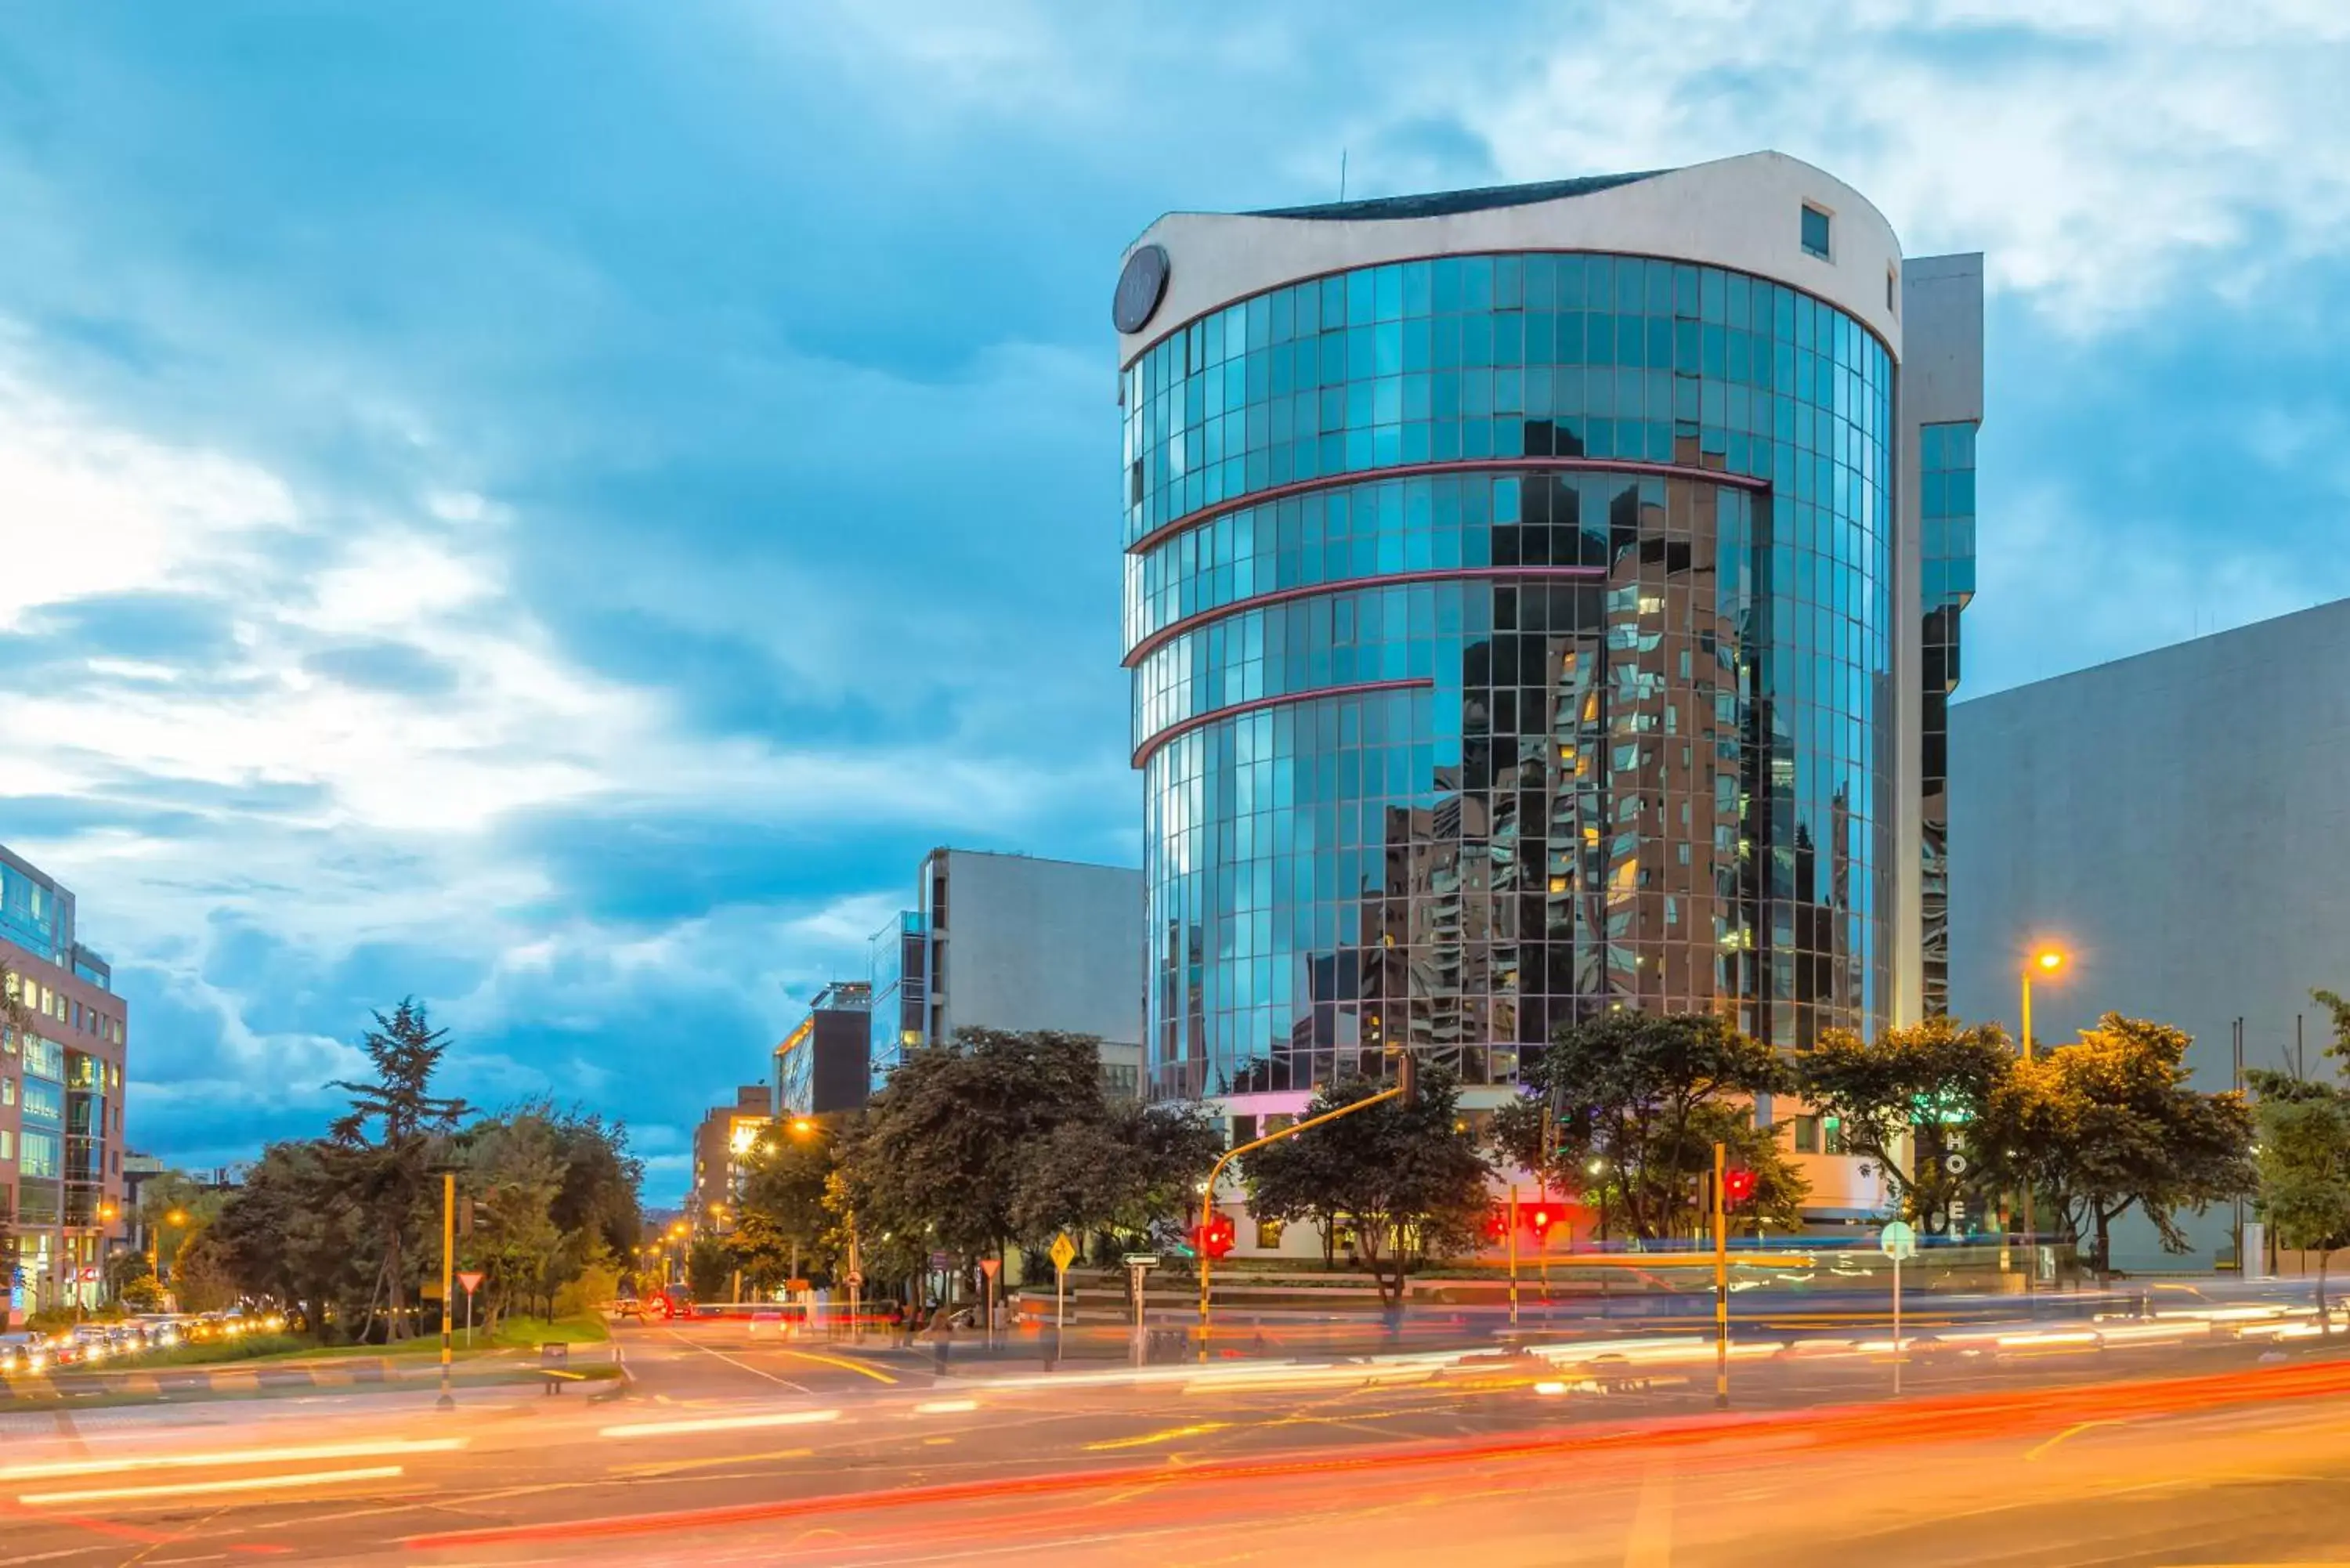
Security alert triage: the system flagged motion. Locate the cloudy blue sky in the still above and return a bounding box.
[1,2,2345,1195]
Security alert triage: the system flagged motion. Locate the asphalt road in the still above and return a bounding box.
[6,1309,2350,1565]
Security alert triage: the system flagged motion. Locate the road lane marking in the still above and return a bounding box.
[1083,1422,1233,1452]
[654,1327,812,1393]
[2026,1419,2124,1461]
[611,1447,815,1478]
[0,1439,467,1483]
[598,1409,842,1440]
[20,1466,408,1507]
[774,1349,898,1385]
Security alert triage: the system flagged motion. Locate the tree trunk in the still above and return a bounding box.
[2319,1251,2332,1336]
[2094,1209,2113,1281]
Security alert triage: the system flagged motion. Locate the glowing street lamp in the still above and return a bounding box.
[2016,945,2070,1281]
[2020,947,2067,1061]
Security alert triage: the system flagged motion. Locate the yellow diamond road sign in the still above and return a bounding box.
[1050,1232,1077,1273]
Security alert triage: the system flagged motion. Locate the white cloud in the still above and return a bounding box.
[0,327,1122,1164]
[1329,1,2350,329]
[0,343,299,630]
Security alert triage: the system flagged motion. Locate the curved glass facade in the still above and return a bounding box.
[1123,251,1893,1101]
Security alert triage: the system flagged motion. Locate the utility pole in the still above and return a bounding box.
[1507,1183,1520,1328]
[437,1172,455,1412]
[2234,1017,2247,1271]
[1712,1140,1728,1410]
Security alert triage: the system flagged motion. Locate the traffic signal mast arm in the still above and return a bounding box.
[1197,1083,1405,1335]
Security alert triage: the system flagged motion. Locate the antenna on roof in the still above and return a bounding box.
[1340,147,1347,204]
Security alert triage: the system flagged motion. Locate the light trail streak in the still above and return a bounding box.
[598,1409,843,1440]
[20,1466,407,1507]
[0,1438,466,1483]
[913,1400,980,1414]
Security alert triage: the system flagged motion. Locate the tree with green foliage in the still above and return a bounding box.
[1488,1093,1589,1212]
[209,1140,367,1337]
[1800,1017,2012,1227]
[1978,1013,2255,1275]
[461,1110,567,1328]
[328,999,472,1340]
[134,1170,228,1288]
[1524,1010,1789,1242]
[545,1108,645,1264]
[103,1248,154,1305]
[171,1227,242,1314]
[821,1153,928,1302]
[685,1234,732,1302]
[1242,1066,1491,1303]
[1690,1102,1810,1237]
[732,1124,839,1289]
[837,1029,1108,1280]
[2249,1072,2350,1328]
[1009,1099,1224,1255]
[1242,1102,1355,1266]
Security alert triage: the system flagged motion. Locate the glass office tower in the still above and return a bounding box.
[1118,154,1976,1106]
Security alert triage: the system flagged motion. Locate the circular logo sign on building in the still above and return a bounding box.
[1112,244,1171,334]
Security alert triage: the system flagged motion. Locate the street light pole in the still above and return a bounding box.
[2018,947,2067,1289]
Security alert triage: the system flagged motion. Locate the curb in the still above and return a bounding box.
[1,1357,577,1402]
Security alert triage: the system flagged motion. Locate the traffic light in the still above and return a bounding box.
[1527,1205,1557,1239]
[1480,1207,1507,1244]
[1723,1166,1758,1207]
[1194,1215,1236,1259]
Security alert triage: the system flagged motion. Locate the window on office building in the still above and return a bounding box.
[1802,204,1832,259]
[1791,1115,1819,1154]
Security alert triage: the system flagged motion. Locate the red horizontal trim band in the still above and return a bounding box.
[1131,677,1434,770]
[1126,457,1767,557]
[1123,565,1605,669]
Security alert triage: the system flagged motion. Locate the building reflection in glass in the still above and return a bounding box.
[1126,253,1889,1100]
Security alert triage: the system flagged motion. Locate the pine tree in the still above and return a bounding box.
[328,998,471,1340]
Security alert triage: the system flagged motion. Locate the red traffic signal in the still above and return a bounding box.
[1195,1216,1237,1259]
[1527,1206,1556,1237]
[1723,1167,1758,1206]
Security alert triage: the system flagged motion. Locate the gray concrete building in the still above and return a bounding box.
[1948,599,2350,1267]
[775,981,873,1119]
[866,848,1144,1099]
